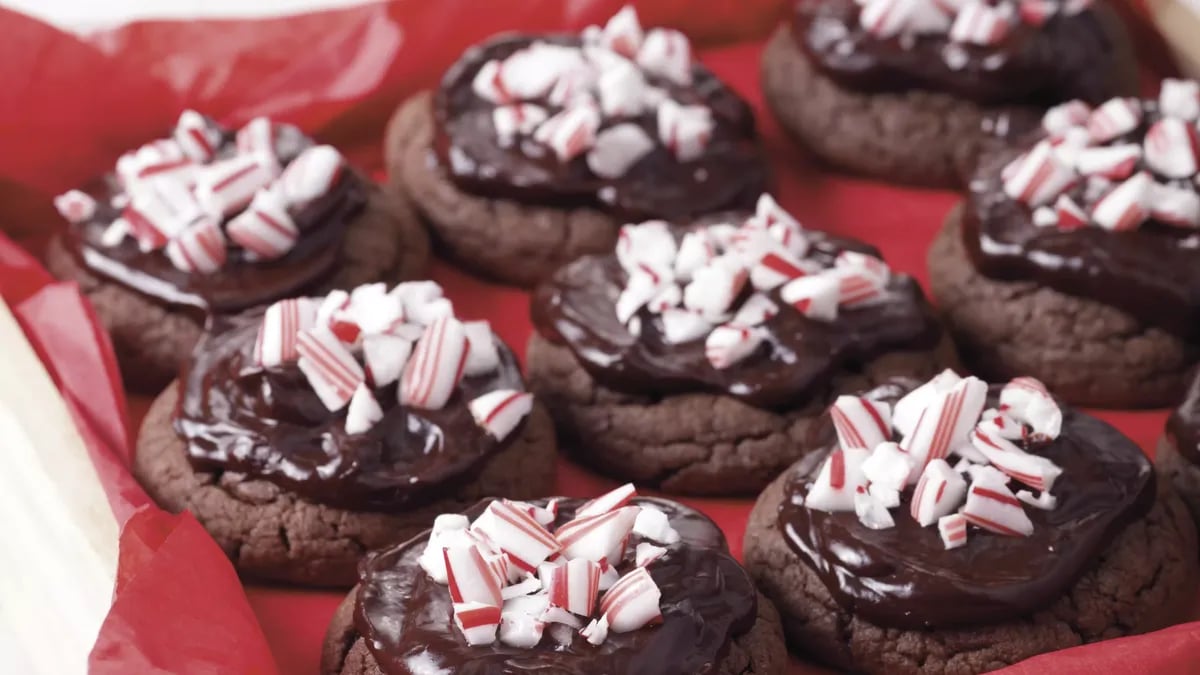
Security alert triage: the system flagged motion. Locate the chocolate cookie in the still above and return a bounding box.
[134,381,556,587]
[744,376,1199,674]
[760,0,1136,187]
[929,204,1196,409]
[47,185,430,393]
[385,8,768,287]
[321,493,788,675]
[1157,375,1200,531]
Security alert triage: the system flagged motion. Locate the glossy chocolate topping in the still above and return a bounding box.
[433,34,768,221]
[354,497,758,675]
[532,219,941,410]
[64,132,367,314]
[779,380,1155,629]
[794,0,1123,106]
[1166,374,1200,465]
[176,310,526,512]
[962,124,1200,339]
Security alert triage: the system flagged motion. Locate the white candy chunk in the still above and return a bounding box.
[616,220,677,272]
[731,294,779,327]
[780,273,840,321]
[417,514,472,582]
[830,396,893,451]
[1042,100,1092,136]
[344,385,383,435]
[1150,181,1200,228]
[633,506,680,544]
[970,425,1064,493]
[637,28,692,85]
[581,615,610,646]
[673,229,717,281]
[999,377,1062,440]
[961,480,1034,537]
[1159,78,1200,121]
[869,484,901,509]
[587,124,654,178]
[599,5,644,58]
[854,488,896,530]
[659,309,711,344]
[861,442,913,492]
[1017,490,1058,510]
[596,59,647,118]
[704,324,764,369]
[499,612,545,648]
[493,104,548,147]
[909,459,968,526]
[361,334,411,388]
[657,99,713,162]
[453,602,501,645]
[892,369,962,438]
[635,543,668,567]
[965,463,1011,487]
[804,448,870,512]
[938,513,968,549]
[684,256,746,321]
[464,321,502,376]
[902,376,988,480]
[501,42,587,100]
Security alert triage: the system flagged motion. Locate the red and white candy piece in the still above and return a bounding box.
[580,616,609,646]
[345,385,383,435]
[255,298,318,367]
[1017,490,1058,510]
[118,140,195,188]
[835,268,888,307]
[165,217,226,274]
[635,543,668,567]
[499,43,587,101]
[576,484,637,519]
[1053,194,1089,229]
[279,145,344,208]
[1019,0,1057,27]
[1002,140,1077,207]
[750,251,810,292]
[1144,118,1200,179]
[226,189,298,260]
[493,104,548,148]
[683,257,746,321]
[781,273,840,321]
[970,425,1063,492]
[444,544,504,608]
[361,333,411,388]
[637,28,692,85]
[1150,181,1200,228]
[835,251,889,283]
[126,177,206,247]
[633,506,680,544]
[892,369,961,438]
[453,602,502,646]
[235,117,276,159]
[541,558,601,616]
[704,324,764,369]
[599,5,643,58]
[617,221,677,272]
[938,513,968,549]
[600,567,662,633]
[295,327,366,411]
[54,190,97,224]
[902,376,988,478]
[854,486,896,530]
[861,0,948,38]
[536,104,601,163]
[1087,97,1142,143]
[596,59,647,118]
[754,194,807,254]
[419,514,472,582]
[555,506,639,563]
[861,442,913,492]
[657,100,713,162]
[174,110,221,163]
[472,500,561,574]
[464,321,501,377]
[804,447,870,512]
[588,124,654,179]
[1091,171,1152,231]
[616,262,672,323]
[980,407,1023,440]
[999,376,1062,440]
[961,480,1034,537]
[1159,78,1200,121]
[830,395,892,451]
[949,0,1012,45]
[732,294,779,327]
[673,229,717,281]
[910,458,968,526]
[469,390,534,442]
[194,153,278,217]
[660,308,711,343]
[1074,144,1141,180]
[400,316,469,410]
[1042,100,1092,137]
[499,613,546,648]
[502,576,544,601]
[473,60,512,104]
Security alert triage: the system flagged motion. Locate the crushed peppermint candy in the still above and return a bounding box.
[252,281,531,437]
[804,371,1066,550]
[54,111,349,274]
[858,0,1092,45]
[612,193,895,370]
[1004,80,1200,230]
[417,485,678,647]
[469,6,713,179]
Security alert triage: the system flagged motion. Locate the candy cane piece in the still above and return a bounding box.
[469,390,534,442]
[600,567,662,633]
[164,217,227,274]
[400,316,470,410]
[295,327,365,411]
[637,28,692,85]
[1144,118,1200,179]
[938,513,968,549]
[804,447,870,512]
[910,458,968,526]
[961,481,1034,536]
[344,385,384,435]
[452,602,501,646]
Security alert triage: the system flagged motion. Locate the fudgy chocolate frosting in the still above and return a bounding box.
[532,219,942,410]
[354,497,759,675]
[1166,374,1200,466]
[433,34,768,222]
[63,131,368,314]
[794,0,1124,106]
[175,309,526,512]
[779,379,1155,629]
[961,122,1200,339]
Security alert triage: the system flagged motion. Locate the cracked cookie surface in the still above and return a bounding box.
[134,381,556,587]
[928,205,1196,408]
[385,92,619,288]
[1155,437,1200,535]
[743,464,1199,675]
[525,333,956,496]
[47,185,431,394]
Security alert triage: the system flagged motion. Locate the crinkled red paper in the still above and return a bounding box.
[0,1,1195,673]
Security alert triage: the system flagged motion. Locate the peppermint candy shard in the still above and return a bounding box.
[780,273,840,321]
[1074,144,1141,180]
[295,327,365,411]
[830,395,893,451]
[588,123,655,178]
[581,616,610,645]
[600,567,662,633]
[55,190,97,224]
[673,230,717,281]
[236,117,277,159]
[660,308,711,343]
[576,483,638,519]
[948,0,1012,45]
[471,500,561,574]
[854,487,896,530]
[731,294,779,328]
[280,145,344,208]
[1017,490,1058,510]
[637,28,692,85]
[345,385,384,435]
[1042,101,1091,136]
[635,543,667,567]
[1054,194,1089,230]
[1144,118,1200,179]
[541,558,601,616]
[805,447,870,512]
[226,189,298,260]
[599,5,643,58]
[1087,97,1142,143]
[910,458,968,526]
[165,217,227,274]
[256,298,318,367]
[1159,78,1200,121]
[463,321,502,377]
[418,514,471,583]
[536,104,601,163]
[1150,182,1200,228]
[938,513,968,549]
[555,506,640,563]
[860,441,913,492]
[657,99,713,162]
[616,220,677,272]
[969,425,1063,492]
[400,316,470,410]
[892,369,962,438]
[633,506,681,544]
[194,153,279,218]
[493,104,549,148]
[961,481,1034,537]
[444,544,504,608]
[999,376,1062,440]
[704,324,764,369]
[453,602,502,645]
[1002,140,1076,207]
[174,110,221,163]
[499,613,545,648]
[469,390,534,442]
[1091,171,1152,231]
[901,376,988,478]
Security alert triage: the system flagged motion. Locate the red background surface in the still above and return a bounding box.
[1,2,1198,673]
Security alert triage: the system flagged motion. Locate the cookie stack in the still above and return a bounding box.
[45,4,1200,675]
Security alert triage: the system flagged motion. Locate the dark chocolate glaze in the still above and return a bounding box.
[962,120,1200,339]
[355,497,758,675]
[176,309,526,512]
[434,34,768,221]
[795,0,1124,106]
[779,380,1155,629]
[532,219,942,410]
[63,129,368,314]
[1166,374,1200,466]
